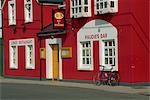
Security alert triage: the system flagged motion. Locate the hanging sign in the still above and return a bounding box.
[52,9,66,29]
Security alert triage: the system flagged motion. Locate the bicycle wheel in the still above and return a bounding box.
[114,72,120,86]
[109,72,120,86]
[101,72,108,85]
[92,72,102,86]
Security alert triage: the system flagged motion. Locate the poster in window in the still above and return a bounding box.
[40,48,46,59]
[61,47,72,58]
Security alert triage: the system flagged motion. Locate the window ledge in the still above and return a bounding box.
[9,23,16,26]
[26,67,35,70]
[24,20,33,24]
[10,67,18,70]
[77,66,93,71]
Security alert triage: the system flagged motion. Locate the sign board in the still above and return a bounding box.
[9,38,34,46]
[40,48,46,59]
[52,9,65,29]
[61,47,72,58]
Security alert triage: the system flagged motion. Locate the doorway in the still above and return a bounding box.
[46,38,62,80]
[50,44,59,80]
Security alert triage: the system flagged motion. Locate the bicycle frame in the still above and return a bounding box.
[93,65,120,86]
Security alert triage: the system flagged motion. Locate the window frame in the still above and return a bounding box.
[94,0,118,15]
[25,44,35,69]
[103,40,116,66]
[24,0,33,23]
[8,0,16,25]
[78,41,93,70]
[100,39,118,71]
[70,0,91,18]
[9,45,18,69]
[110,1,115,7]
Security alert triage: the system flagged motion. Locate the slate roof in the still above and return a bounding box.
[37,24,66,37]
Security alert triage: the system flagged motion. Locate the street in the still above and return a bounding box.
[0,83,149,100]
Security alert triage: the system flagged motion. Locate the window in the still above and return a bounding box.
[104,1,107,8]
[81,42,91,65]
[100,2,103,9]
[70,0,91,18]
[78,41,93,70]
[26,45,35,69]
[10,46,18,69]
[79,0,81,5]
[8,0,16,25]
[24,0,33,23]
[75,0,77,5]
[84,0,88,5]
[103,40,116,66]
[110,1,114,7]
[96,3,99,9]
[84,7,88,12]
[94,0,118,15]
[95,0,108,14]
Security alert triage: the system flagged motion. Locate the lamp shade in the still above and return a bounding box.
[38,0,63,4]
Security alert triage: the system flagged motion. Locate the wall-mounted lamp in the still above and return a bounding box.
[21,24,26,32]
[51,35,54,39]
[11,26,16,34]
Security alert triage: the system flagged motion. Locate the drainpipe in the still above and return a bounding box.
[39,37,42,80]
[40,3,43,81]
[1,4,3,77]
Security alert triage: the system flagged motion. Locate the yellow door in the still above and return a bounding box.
[51,44,59,80]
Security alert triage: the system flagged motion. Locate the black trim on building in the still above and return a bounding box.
[38,0,63,4]
[37,24,66,37]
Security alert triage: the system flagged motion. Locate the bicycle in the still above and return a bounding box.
[92,65,120,86]
[107,71,120,86]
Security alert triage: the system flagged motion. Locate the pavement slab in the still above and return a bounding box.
[0,77,149,96]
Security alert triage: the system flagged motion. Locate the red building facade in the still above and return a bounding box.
[60,0,149,83]
[3,0,150,84]
[3,0,57,78]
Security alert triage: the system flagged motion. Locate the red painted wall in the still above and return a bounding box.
[3,0,149,83]
[61,0,149,83]
[3,0,57,78]
[130,0,149,83]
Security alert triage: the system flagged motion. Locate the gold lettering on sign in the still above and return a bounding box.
[85,34,107,40]
[55,12,64,20]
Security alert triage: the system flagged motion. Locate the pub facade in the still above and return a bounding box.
[3,0,149,84]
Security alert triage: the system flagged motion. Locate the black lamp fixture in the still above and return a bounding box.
[11,26,16,34]
[38,0,64,4]
[21,23,26,32]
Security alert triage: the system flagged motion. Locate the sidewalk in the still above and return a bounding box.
[0,77,150,96]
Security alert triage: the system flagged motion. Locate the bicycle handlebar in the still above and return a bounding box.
[99,65,114,71]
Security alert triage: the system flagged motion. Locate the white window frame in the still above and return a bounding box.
[94,0,118,15]
[25,44,35,69]
[100,39,118,71]
[78,41,93,70]
[103,40,116,65]
[24,0,33,23]
[70,0,91,18]
[108,0,118,13]
[9,46,18,69]
[8,0,16,25]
